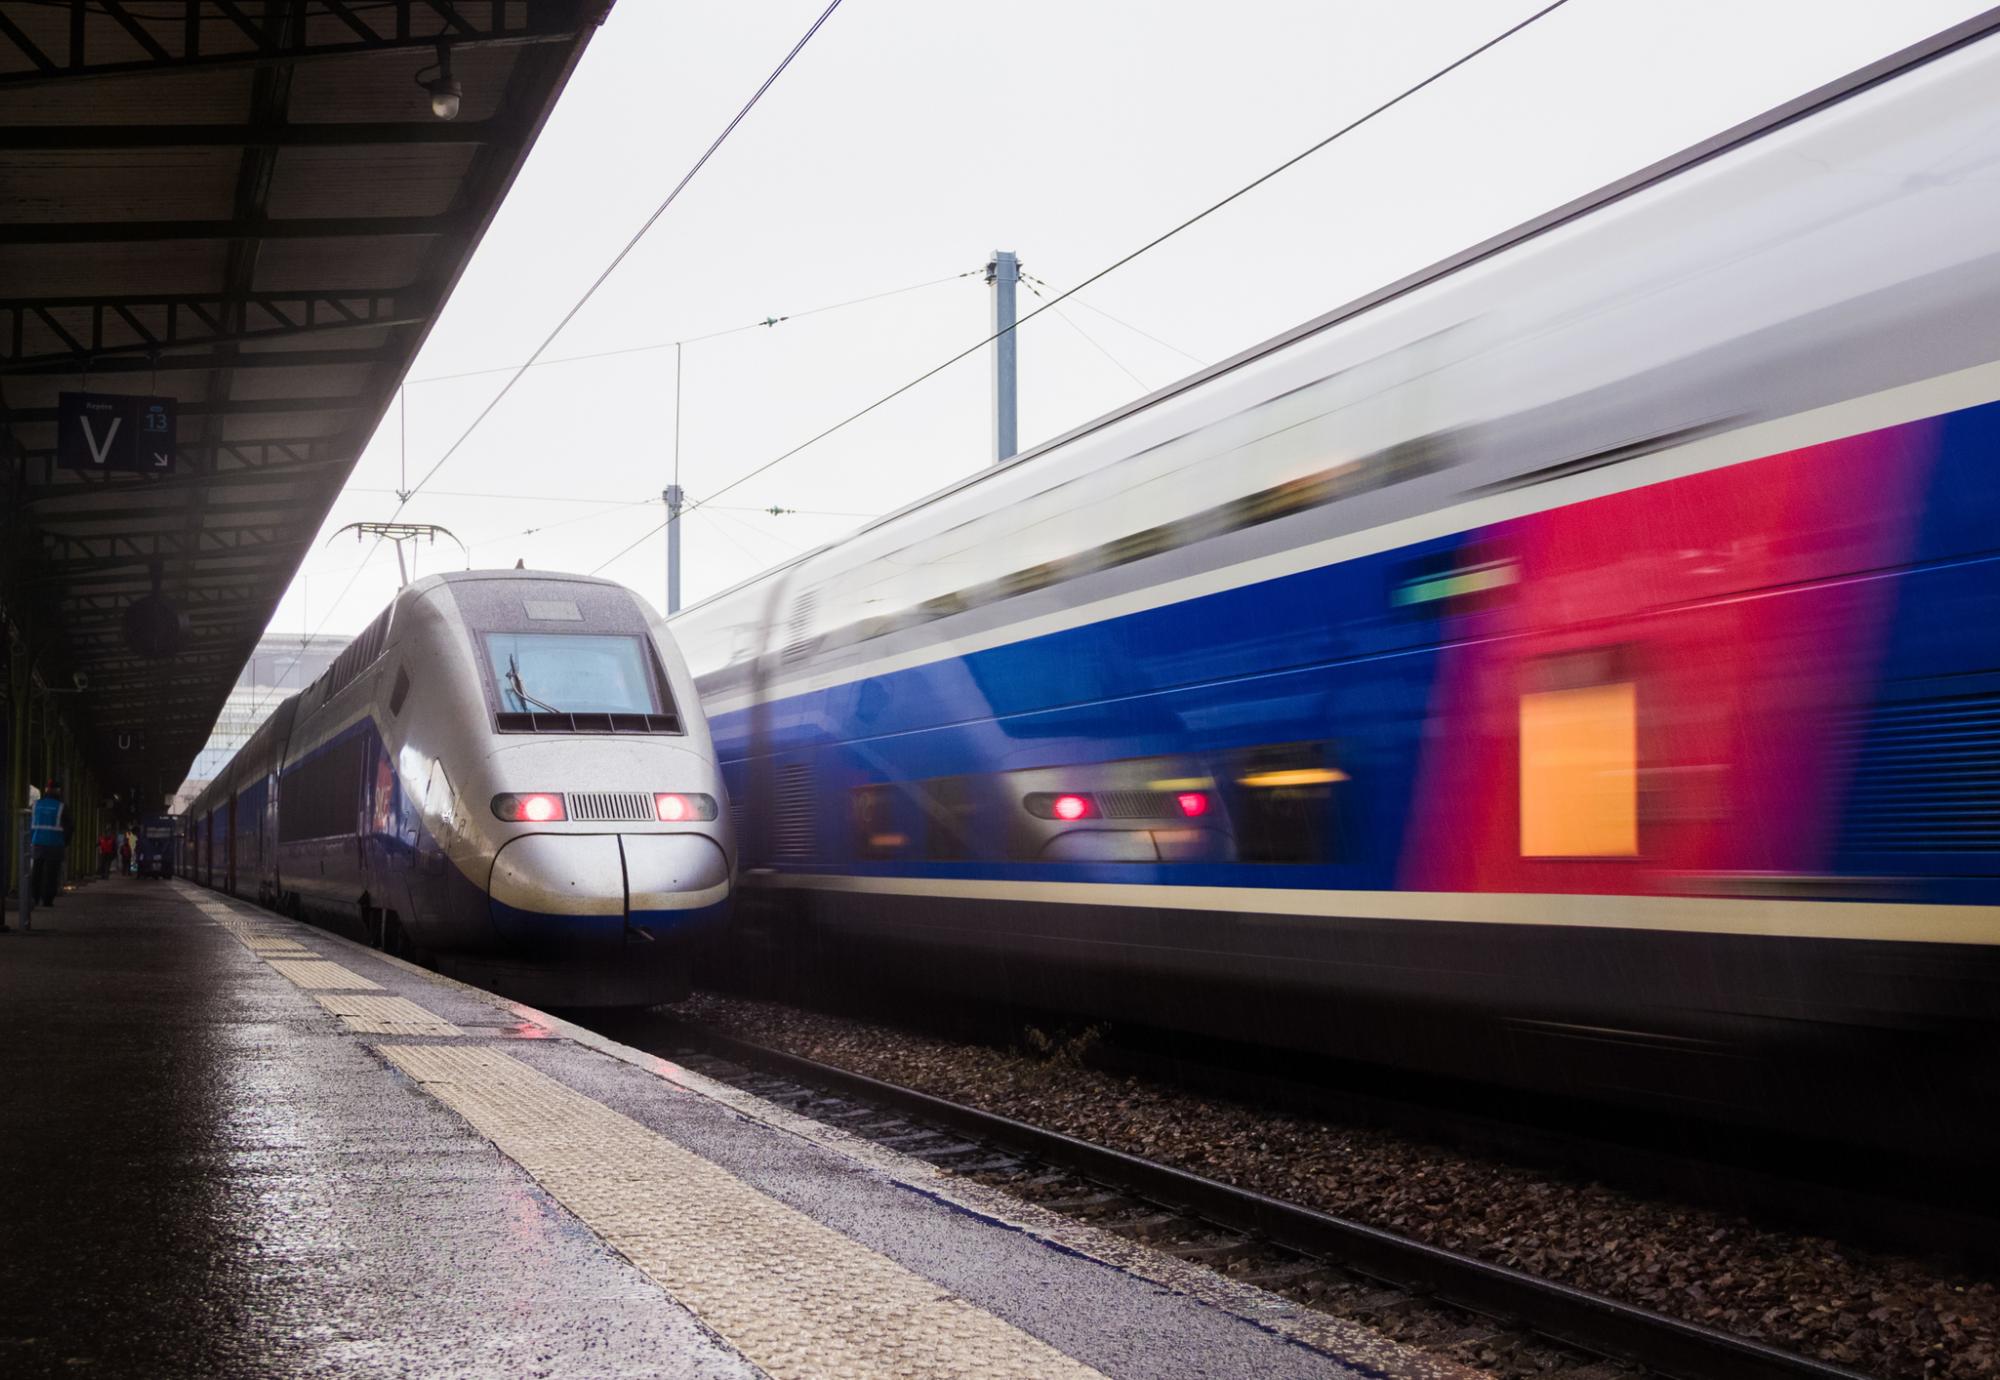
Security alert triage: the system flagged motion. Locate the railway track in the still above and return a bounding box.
[647,1018,1874,1380]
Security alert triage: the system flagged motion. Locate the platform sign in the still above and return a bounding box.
[56,392,177,474]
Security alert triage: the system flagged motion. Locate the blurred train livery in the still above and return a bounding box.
[676,24,2000,1146]
[184,572,734,1007]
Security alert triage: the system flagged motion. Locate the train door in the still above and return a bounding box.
[225,794,238,894]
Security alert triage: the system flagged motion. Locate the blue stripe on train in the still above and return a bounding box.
[711,401,2000,903]
[710,532,1473,891]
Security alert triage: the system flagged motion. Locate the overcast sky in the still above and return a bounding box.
[271,0,1992,642]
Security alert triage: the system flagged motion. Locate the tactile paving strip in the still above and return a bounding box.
[313,994,463,1037]
[263,958,381,991]
[378,1044,1105,1380]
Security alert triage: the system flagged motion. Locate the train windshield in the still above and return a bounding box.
[484,633,660,715]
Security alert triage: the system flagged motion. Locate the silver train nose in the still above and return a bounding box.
[489,833,729,917]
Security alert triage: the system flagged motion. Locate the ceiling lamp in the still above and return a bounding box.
[419,41,462,121]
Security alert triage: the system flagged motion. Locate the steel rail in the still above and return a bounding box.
[672,1022,1873,1380]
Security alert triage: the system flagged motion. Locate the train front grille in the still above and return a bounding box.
[1096,790,1180,820]
[565,792,656,823]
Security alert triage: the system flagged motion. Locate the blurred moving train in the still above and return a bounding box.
[677,17,2000,1149]
[185,572,733,1006]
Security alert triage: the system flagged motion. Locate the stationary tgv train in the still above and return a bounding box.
[676,17,2000,1151]
[185,571,733,1006]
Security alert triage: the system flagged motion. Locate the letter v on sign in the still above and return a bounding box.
[81,415,122,467]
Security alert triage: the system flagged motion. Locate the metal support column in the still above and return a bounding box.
[987,250,1020,463]
[663,485,685,615]
[665,340,685,616]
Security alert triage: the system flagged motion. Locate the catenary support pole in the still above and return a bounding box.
[665,341,684,615]
[664,484,685,615]
[987,250,1019,463]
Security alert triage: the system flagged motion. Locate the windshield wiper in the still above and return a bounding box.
[506,654,563,715]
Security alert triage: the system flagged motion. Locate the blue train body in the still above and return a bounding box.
[675,32,2000,1150]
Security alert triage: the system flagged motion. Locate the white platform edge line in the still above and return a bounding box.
[203,891,1478,1380]
[168,885,1477,1376]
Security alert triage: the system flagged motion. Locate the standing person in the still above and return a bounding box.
[96,828,115,878]
[29,780,67,914]
[119,831,133,876]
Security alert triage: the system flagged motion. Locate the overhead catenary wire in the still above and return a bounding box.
[1022,275,1153,392]
[404,269,980,386]
[1022,272,1207,367]
[702,502,807,555]
[346,486,874,519]
[689,507,777,567]
[249,0,849,710]
[491,494,659,544]
[391,0,848,516]
[682,0,1572,520]
[589,510,678,576]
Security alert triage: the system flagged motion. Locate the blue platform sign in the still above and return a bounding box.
[56,391,176,474]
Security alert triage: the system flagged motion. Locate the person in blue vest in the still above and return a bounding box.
[29,780,68,910]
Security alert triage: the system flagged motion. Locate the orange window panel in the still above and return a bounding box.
[1519,680,1638,858]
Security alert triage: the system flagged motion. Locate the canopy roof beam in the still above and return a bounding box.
[0,1,602,89]
[0,214,467,245]
[0,119,518,150]
[1,288,424,373]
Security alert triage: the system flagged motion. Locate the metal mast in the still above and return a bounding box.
[987,250,1019,463]
[665,342,684,615]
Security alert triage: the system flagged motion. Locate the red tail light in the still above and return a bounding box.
[654,793,719,822]
[1175,791,1210,818]
[492,792,565,823]
[1053,794,1092,821]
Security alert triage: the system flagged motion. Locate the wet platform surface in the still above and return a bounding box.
[0,877,1426,1380]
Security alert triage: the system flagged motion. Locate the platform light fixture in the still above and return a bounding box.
[420,41,463,121]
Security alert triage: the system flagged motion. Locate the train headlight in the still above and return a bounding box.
[654,792,719,822]
[493,792,566,823]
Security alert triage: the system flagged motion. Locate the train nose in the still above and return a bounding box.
[488,832,730,953]
[490,834,625,917]
[621,834,731,916]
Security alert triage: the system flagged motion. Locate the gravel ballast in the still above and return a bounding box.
[679,992,1998,1379]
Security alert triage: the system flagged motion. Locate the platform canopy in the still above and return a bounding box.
[0,0,613,807]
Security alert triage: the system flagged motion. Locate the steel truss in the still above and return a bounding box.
[0,1,604,88]
[2,289,423,373]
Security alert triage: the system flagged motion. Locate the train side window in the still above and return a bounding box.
[390,666,411,716]
[1223,742,1345,863]
[851,785,908,860]
[1389,541,1519,617]
[1519,650,1638,858]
